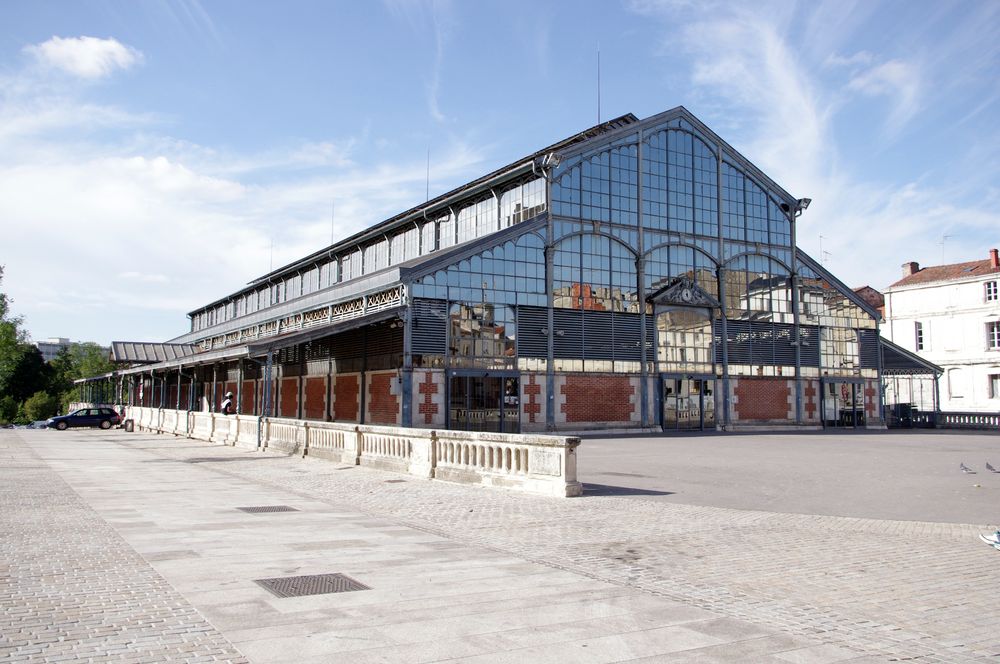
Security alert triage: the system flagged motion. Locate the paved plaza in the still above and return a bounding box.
[2,427,999,663]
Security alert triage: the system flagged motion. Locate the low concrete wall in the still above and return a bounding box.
[127,406,581,498]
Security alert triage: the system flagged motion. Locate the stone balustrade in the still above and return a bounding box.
[124,406,581,497]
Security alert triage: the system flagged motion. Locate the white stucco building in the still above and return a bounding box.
[883,249,1000,413]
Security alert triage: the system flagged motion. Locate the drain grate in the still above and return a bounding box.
[254,573,370,598]
[384,479,406,483]
[237,505,299,513]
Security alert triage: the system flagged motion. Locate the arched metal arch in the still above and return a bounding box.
[642,241,720,268]
[641,125,715,157]
[722,251,794,275]
[551,230,640,260]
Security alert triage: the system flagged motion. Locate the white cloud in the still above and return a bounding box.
[824,51,873,68]
[383,0,454,124]
[0,81,485,343]
[847,59,921,136]
[24,36,143,79]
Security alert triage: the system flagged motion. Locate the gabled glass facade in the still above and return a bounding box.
[137,108,883,433]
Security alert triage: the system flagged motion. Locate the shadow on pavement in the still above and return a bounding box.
[582,483,674,497]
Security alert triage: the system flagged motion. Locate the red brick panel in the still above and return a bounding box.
[864,380,877,419]
[303,377,327,421]
[278,377,299,418]
[561,375,634,423]
[334,375,360,422]
[417,372,439,425]
[803,382,818,420]
[734,379,790,420]
[523,374,542,424]
[240,380,255,414]
[368,373,399,425]
[179,383,190,410]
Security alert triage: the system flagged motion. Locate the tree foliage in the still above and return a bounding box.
[23,390,60,421]
[0,266,116,424]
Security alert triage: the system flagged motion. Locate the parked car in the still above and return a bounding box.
[47,408,121,431]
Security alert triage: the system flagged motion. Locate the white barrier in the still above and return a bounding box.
[124,406,581,497]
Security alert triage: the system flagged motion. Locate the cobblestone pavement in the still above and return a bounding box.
[116,433,1000,663]
[0,431,247,663]
[7,427,1000,663]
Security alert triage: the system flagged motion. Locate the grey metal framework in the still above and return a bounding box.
[80,107,935,432]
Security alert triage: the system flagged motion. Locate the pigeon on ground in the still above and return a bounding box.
[987,462,998,473]
[960,462,976,474]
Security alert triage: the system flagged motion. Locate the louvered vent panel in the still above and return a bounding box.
[366,325,402,356]
[516,306,549,358]
[612,311,647,361]
[553,308,584,359]
[330,328,363,358]
[412,299,448,355]
[582,310,614,359]
[859,329,879,369]
[799,326,820,366]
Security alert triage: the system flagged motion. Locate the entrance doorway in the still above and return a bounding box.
[448,372,519,433]
[821,379,865,428]
[662,376,716,431]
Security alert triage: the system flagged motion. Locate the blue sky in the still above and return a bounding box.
[1,0,998,345]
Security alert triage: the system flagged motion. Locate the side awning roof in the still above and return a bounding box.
[880,337,942,376]
[114,306,404,376]
[111,341,199,364]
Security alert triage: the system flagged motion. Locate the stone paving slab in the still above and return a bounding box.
[0,431,247,663]
[7,427,1000,662]
[6,429,839,663]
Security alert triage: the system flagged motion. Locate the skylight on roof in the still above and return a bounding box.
[962,267,977,272]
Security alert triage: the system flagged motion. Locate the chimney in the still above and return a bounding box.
[990,248,999,269]
[901,261,920,278]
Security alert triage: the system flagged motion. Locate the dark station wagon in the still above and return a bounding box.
[47,407,122,430]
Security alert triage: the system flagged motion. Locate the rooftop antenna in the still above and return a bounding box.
[940,234,953,264]
[269,238,273,271]
[426,147,430,202]
[819,234,825,265]
[597,42,601,124]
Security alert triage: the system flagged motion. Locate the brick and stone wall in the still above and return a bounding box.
[366,370,400,425]
[332,373,360,422]
[864,379,879,424]
[302,376,328,421]
[803,380,820,423]
[554,374,640,427]
[413,370,445,427]
[521,373,546,431]
[730,378,795,423]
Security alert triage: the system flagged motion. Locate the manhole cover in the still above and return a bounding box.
[254,573,370,598]
[237,505,299,513]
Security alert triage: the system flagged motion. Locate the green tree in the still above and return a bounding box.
[0,395,16,424]
[0,267,115,418]
[22,390,60,421]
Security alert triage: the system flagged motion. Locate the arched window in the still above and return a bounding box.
[554,233,638,313]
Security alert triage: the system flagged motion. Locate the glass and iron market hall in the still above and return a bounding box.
[107,106,898,432]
